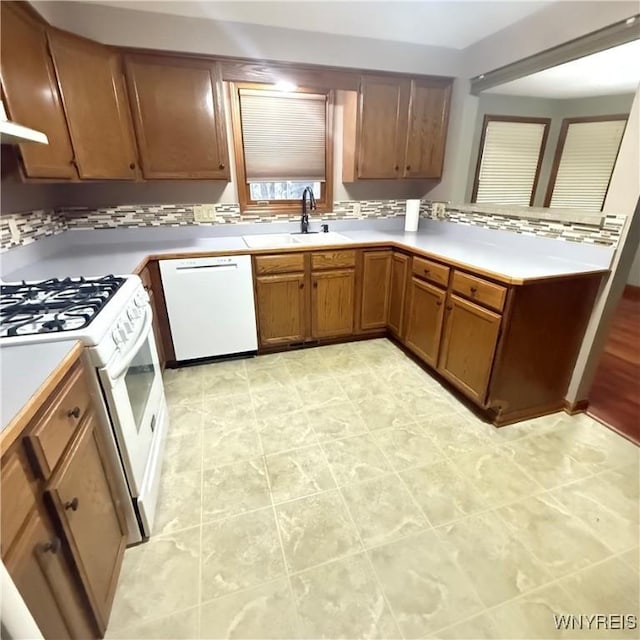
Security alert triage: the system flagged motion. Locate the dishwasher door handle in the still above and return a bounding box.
[174,264,239,273]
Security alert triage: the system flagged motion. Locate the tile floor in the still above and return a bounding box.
[106,339,640,639]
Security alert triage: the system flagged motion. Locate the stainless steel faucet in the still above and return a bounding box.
[301,186,316,234]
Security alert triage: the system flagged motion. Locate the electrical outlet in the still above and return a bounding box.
[432,202,446,219]
[194,204,216,223]
[8,218,20,243]
[352,201,362,216]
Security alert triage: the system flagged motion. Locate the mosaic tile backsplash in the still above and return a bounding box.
[0,199,625,251]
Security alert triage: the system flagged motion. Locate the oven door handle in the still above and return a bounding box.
[108,307,153,381]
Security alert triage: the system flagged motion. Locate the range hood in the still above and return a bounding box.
[0,102,48,145]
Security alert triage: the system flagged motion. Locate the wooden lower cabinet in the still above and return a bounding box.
[437,294,501,404]
[360,250,392,331]
[4,508,97,640]
[140,262,174,368]
[387,252,409,337]
[46,412,127,633]
[256,273,307,346]
[404,277,446,367]
[312,269,355,339]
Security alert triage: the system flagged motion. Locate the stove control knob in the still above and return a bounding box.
[127,308,136,321]
[112,329,122,346]
[134,296,146,308]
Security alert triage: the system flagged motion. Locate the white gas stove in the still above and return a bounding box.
[0,274,168,542]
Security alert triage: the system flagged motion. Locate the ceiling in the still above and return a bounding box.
[81,1,550,49]
[486,39,640,98]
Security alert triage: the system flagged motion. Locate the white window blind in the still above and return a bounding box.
[474,119,548,206]
[548,119,626,211]
[239,89,326,182]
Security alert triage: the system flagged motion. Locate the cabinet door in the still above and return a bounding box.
[47,31,138,180]
[404,277,446,367]
[4,509,97,640]
[140,265,166,368]
[402,78,452,178]
[256,274,307,347]
[125,55,229,179]
[357,75,409,178]
[388,252,409,337]
[312,269,355,339]
[0,3,75,178]
[438,294,501,404]
[46,413,127,633]
[360,250,392,331]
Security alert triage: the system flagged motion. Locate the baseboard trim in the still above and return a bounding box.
[563,399,589,415]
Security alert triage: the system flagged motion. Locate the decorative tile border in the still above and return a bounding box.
[0,199,626,251]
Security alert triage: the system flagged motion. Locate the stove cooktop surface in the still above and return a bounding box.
[0,275,126,338]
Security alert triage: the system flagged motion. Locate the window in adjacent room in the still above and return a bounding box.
[472,115,551,206]
[545,115,627,211]
[229,83,333,213]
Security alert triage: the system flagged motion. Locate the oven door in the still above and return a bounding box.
[98,304,167,534]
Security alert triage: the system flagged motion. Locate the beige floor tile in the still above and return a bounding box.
[400,460,487,527]
[154,469,202,536]
[431,612,499,639]
[496,495,612,579]
[201,361,250,398]
[503,432,593,490]
[167,402,205,437]
[318,349,371,375]
[341,476,428,547]
[276,490,362,572]
[285,357,334,383]
[619,547,639,573]
[202,394,256,431]
[322,434,392,485]
[163,431,203,476]
[353,394,415,431]
[453,448,543,508]
[369,530,484,638]
[558,557,640,618]
[295,378,349,410]
[106,606,200,639]
[306,401,368,441]
[251,386,304,416]
[435,510,552,608]
[397,388,458,419]
[336,372,390,402]
[489,584,578,639]
[292,553,401,639]
[202,458,270,522]
[373,424,442,471]
[164,367,203,405]
[266,444,335,503]
[549,464,639,553]
[199,578,297,639]
[421,412,497,457]
[201,508,285,601]
[246,364,294,392]
[109,527,201,630]
[257,409,318,454]
[202,422,262,469]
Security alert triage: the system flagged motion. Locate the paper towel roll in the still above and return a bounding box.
[405,199,420,232]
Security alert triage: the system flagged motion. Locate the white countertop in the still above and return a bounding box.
[2,221,613,283]
[0,340,79,432]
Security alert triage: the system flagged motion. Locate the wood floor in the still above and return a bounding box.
[587,286,640,444]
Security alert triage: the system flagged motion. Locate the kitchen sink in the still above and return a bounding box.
[243,231,350,248]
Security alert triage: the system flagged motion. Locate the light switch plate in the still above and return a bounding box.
[8,218,20,243]
[194,204,216,223]
[432,202,446,219]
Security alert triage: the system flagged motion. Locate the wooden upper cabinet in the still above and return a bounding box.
[47,31,138,180]
[256,274,307,347]
[360,250,392,331]
[404,277,446,367]
[403,78,452,178]
[356,75,408,179]
[388,252,409,337]
[312,269,355,339]
[46,413,127,633]
[438,294,501,404]
[125,55,229,179]
[0,3,75,179]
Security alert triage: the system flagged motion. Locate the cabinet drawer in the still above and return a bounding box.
[255,253,305,275]
[311,250,356,270]
[452,271,506,312]
[412,256,450,288]
[0,450,37,556]
[26,364,92,479]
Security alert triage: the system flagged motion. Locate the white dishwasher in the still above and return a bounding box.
[159,255,258,361]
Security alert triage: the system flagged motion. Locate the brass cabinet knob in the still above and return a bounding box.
[65,497,79,511]
[129,162,136,170]
[218,163,225,170]
[436,300,442,306]
[299,283,304,289]
[68,406,81,419]
[43,537,61,554]
[470,286,478,295]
